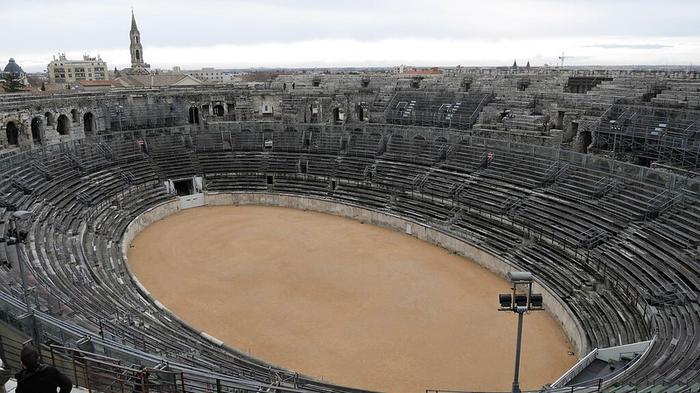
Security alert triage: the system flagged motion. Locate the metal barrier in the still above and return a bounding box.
[0,290,375,393]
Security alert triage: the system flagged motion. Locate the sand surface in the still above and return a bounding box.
[128,206,576,392]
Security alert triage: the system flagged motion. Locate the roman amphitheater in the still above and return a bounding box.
[0,68,699,392]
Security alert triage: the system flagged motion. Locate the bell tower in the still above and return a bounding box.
[130,10,144,68]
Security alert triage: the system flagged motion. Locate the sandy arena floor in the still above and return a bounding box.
[127,205,576,392]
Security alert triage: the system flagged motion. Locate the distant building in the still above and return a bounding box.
[185,68,226,84]
[113,73,202,87]
[3,58,28,81]
[47,53,108,84]
[183,68,240,84]
[397,65,442,75]
[1,58,30,91]
[3,58,24,76]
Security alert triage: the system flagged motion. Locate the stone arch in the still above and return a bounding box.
[45,112,55,126]
[71,108,80,123]
[5,121,19,146]
[31,117,43,145]
[83,112,95,134]
[413,135,428,152]
[57,114,70,135]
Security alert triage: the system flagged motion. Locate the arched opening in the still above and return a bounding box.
[213,104,224,117]
[57,114,70,135]
[333,107,344,124]
[5,122,19,146]
[83,112,95,134]
[45,112,54,126]
[413,135,427,152]
[31,117,43,145]
[71,109,79,123]
[188,107,200,124]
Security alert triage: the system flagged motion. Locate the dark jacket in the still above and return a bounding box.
[15,364,72,393]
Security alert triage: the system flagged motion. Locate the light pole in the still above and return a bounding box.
[7,211,33,312]
[116,105,124,132]
[498,271,544,393]
[3,210,38,346]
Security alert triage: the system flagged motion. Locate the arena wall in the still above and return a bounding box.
[121,192,589,367]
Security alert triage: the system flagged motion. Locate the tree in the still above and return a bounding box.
[2,72,24,92]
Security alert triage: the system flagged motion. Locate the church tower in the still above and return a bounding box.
[129,10,150,73]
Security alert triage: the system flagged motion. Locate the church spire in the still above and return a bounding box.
[128,9,149,73]
[131,9,138,32]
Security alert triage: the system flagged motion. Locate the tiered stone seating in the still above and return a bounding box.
[346,132,382,157]
[147,135,197,179]
[1,127,699,392]
[273,129,304,152]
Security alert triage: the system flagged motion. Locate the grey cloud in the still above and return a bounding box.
[584,44,674,50]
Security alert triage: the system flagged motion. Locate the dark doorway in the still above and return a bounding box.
[5,122,19,146]
[580,130,592,154]
[173,179,194,196]
[31,117,42,145]
[57,115,70,135]
[188,107,200,124]
[557,111,565,129]
[213,104,224,116]
[83,112,95,134]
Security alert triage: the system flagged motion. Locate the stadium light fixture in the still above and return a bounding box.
[498,271,543,393]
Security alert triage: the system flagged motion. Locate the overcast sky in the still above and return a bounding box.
[2,0,699,72]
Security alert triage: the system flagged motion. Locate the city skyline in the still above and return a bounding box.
[2,0,699,72]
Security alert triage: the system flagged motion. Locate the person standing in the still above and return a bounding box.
[15,344,72,393]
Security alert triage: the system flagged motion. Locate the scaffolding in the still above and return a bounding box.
[595,104,700,170]
[384,91,492,130]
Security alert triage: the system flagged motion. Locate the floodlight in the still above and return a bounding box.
[499,294,512,309]
[530,293,543,309]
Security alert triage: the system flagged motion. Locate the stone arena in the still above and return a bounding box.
[128,205,576,392]
[0,66,699,393]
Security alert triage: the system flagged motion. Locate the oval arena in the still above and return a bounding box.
[0,70,699,393]
[127,205,575,392]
